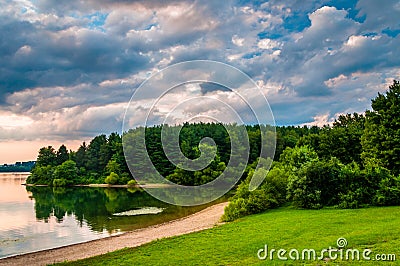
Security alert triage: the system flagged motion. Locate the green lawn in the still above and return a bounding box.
[58,206,400,265]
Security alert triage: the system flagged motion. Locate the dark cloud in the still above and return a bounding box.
[0,0,399,144]
[0,16,150,103]
[356,0,400,32]
[199,82,231,95]
[35,0,194,15]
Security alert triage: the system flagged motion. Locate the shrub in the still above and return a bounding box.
[336,163,369,208]
[127,179,137,187]
[222,198,248,222]
[279,145,318,170]
[287,158,342,209]
[28,165,54,185]
[373,175,400,206]
[337,189,363,209]
[222,163,288,222]
[105,172,119,185]
[52,160,78,185]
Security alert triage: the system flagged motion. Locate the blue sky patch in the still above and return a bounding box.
[86,12,108,31]
[382,27,400,38]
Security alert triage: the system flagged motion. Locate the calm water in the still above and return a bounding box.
[0,173,220,259]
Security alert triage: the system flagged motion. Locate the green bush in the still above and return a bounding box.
[373,175,400,206]
[222,163,288,222]
[28,165,54,185]
[287,158,342,209]
[105,172,119,185]
[279,145,318,170]
[52,160,78,185]
[222,198,248,222]
[127,179,137,187]
[336,162,369,208]
[53,178,67,187]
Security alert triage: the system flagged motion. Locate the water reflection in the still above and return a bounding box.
[27,185,227,233]
[0,173,227,258]
[27,186,178,233]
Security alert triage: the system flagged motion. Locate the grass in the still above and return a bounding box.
[57,206,400,265]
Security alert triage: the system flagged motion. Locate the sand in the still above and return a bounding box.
[0,202,228,266]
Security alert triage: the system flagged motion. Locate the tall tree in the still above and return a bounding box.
[298,113,364,164]
[56,144,69,165]
[74,142,87,168]
[86,135,107,172]
[362,80,400,174]
[36,146,57,166]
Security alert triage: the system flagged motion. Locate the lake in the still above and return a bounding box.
[0,173,222,259]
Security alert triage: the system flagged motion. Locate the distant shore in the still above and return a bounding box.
[0,172,30,175]
[22,183,174,188]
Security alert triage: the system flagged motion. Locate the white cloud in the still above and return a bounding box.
[104,7,154,35]
[344,35,368,48]
[15,45,32,56]
[257,38,280,50]
[232,35,245,47]
[0,112,34,128]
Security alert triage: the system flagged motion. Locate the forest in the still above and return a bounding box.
[0,161,35,172]
[26,123,313,187]
[27,81,400,220]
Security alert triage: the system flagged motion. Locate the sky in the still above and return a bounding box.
[0,0,400,164]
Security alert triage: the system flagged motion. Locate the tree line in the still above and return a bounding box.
[28,81,400,220]
[27,132,132,186]
[0,161,35,172]
[223,80,400,221]
[27,123,313,186]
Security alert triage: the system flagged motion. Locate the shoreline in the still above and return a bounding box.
[0,201,228,266]
[23,183,174,188]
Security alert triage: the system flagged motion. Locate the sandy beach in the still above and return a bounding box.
[0,202,228,266]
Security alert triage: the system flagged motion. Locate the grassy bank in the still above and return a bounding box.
[58,206,400,265]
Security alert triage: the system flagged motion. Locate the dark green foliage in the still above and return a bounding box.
[28,165,54,185]
[275,126,316,160]
[373,174,400,206]
[29,122,315,187]
[338,163,400,208]
[166,142,226,186]
[222,162,288,222]
[0,161,35,172]
[85,135,108,172]
[362,80,400,175]
[52,160,78,186]
[36,146,57,166]
[336,162,367,209]
[287,158,342,209]
[56,145,69,165]
[74,142,87,168]
[105,159,120,175]
[299,113,365,164]
[279,145,319,170]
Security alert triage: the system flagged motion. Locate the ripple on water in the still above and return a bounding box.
[113,207,165,216]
